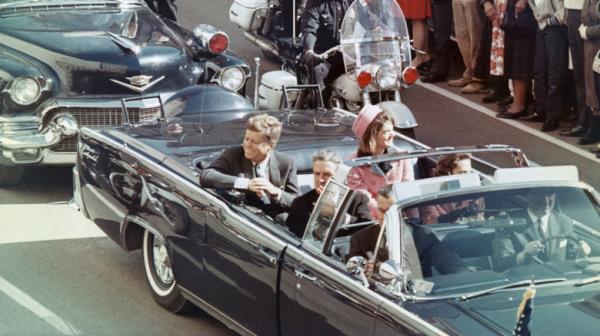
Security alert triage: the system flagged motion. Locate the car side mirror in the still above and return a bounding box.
[379,260,403,281]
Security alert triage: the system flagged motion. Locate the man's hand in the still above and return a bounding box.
[248,177,282,199]
[515,0,527,13]
[579,24,589,40]
[483,1,496,20]
[365,260,375,277]
[577,240,592,257]
[517,240,544,264]
[301,49,322,67]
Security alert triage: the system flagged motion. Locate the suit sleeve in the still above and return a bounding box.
[285,195,310,237]
[301,0,321,50]
[199,148,239,189]
[349,192,373,223]
[491,231,519,272]
[278,157,301,208]
[347,167,378,216]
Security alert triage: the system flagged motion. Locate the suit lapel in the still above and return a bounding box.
[268,153,281,187]
[546,213,560,257]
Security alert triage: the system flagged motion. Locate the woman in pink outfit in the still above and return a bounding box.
[347,105,414,216]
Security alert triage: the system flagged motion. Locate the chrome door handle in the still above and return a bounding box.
[294,269,317,282]
[259,248,278,265]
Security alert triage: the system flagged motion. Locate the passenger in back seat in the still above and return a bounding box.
[347,105,415,217]
[286,150,372,237]
[419,153,485,224]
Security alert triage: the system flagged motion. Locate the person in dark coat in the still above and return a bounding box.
[299,0,351,98]
[347,185,470,278]
[578,0,600,144]
[286,150,372,237]
[492,191,591,272]
[200,114,300,217]
[144,0,177,21]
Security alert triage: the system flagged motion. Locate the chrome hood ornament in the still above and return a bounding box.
[110,75,165,93]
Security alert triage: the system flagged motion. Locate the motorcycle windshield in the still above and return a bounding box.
[339,0,411,74]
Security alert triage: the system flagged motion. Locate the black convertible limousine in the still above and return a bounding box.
[74,108,600,335]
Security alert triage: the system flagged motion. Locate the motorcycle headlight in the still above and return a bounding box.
[10,77,42,106]
[376,65,399,90]
[218,66,245,92]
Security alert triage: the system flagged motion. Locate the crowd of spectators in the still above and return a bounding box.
[418,0,600,145]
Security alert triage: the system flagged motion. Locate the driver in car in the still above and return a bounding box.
[200,114,301,218]
[492,191,592,272]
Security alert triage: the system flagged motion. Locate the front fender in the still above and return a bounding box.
[379,101,417,129]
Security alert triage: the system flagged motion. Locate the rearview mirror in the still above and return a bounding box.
[346,256,366,273]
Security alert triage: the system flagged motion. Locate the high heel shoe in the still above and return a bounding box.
[496,107,527,120]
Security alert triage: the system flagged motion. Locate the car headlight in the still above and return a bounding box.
[376,65,399,90]
[9,77,42,106]
[218,66,245,92]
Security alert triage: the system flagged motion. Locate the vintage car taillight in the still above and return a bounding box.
[402,67,419,85]
[208,33,229,54]
[356,70,372,89]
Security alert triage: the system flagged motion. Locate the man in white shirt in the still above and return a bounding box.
[200,114,300,217]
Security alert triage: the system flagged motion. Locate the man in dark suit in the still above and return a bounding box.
[285,150,372,237]
[492,191,591,272]
[200,114,300,217]
[348,185,470,278]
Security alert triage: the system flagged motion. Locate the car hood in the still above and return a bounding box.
[412,285,600,335]
[0,7,200,96]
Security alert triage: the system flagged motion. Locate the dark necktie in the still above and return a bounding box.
[536,218,546,240]
[253,164,271,205]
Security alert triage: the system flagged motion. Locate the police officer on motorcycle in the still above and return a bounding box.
[300,0,351,101]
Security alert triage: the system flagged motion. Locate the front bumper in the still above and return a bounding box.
[0,113,78,165]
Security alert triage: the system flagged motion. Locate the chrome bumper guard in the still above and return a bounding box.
[0,113,78,164]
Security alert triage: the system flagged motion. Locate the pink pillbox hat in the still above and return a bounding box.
[352,104,383,139]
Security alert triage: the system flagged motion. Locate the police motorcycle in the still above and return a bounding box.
[229,0,306,67]
[231,0,418,137]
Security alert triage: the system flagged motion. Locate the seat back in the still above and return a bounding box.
[441,229,494,270]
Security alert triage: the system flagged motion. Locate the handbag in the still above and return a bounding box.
[500,0,537,38]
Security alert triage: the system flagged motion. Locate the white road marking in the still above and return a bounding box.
[0,275,81,335]
[0,203,105,245]
[417,81,600,163]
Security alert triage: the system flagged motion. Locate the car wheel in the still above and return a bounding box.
[142,229,191,313]
[0,165,25,187]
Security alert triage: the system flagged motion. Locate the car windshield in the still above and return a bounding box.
[388,185,600,298]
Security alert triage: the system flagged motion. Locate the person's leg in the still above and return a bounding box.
[464,0,482,79]
[533,29,548,121]
[462,6,490,94]
[508,79,527,112]
[579,73,600,144]
[450,0,472,84]
[567,9,587,129]
[543,27,568,125]
[427,0,453,79]
[411,19,431,67]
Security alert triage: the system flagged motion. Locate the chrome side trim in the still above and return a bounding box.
[40,150,75,164]
[179,287,256,336]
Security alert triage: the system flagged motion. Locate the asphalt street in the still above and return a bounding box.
[1,0,599,335]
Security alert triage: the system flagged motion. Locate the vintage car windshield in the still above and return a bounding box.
[0,1,169,44]
[339,0,411,73]
[388,185,600,298]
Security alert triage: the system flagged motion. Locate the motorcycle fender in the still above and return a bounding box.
[331,74,361,102]
[379,101,418,129]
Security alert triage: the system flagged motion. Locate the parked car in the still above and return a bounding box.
[73,105,600,335]
[0,0,250,186]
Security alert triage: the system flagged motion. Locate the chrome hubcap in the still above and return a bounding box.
[152,236,174,285]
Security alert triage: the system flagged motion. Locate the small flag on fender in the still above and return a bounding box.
[513,284,536,336]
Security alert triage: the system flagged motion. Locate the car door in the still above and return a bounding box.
[278,180,381,335]
[168,186,287,336]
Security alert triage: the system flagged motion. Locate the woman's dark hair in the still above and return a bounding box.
[434,153,472,176]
